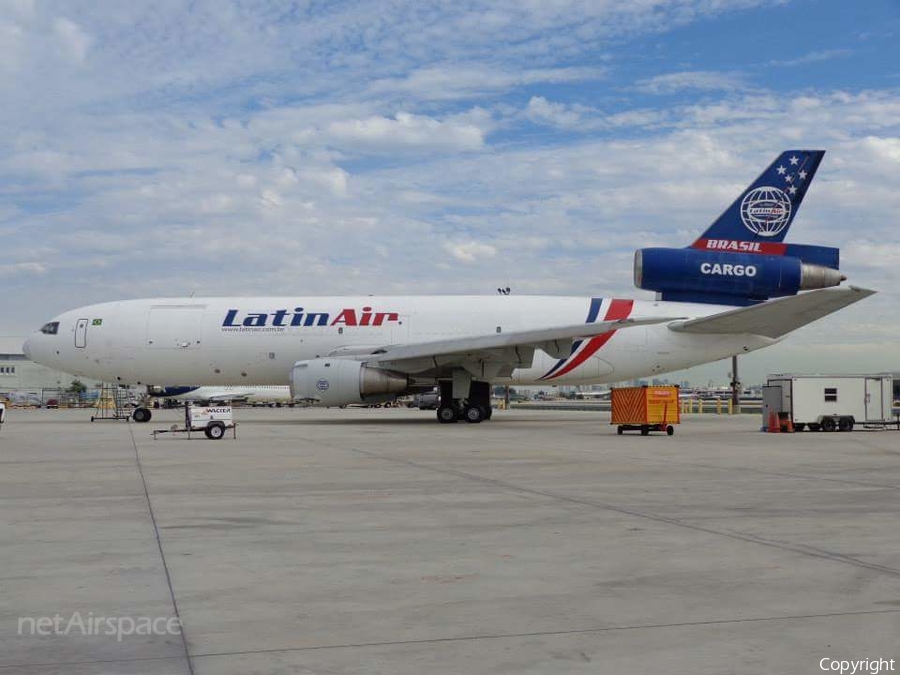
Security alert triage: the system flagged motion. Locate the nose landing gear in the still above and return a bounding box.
[132,407,152,423]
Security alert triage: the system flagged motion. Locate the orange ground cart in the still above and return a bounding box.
[611,385,680,436]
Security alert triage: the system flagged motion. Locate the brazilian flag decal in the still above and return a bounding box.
[92,318,103,326]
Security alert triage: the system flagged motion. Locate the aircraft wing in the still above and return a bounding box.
[668,286,875,339]
[367,317,680,376]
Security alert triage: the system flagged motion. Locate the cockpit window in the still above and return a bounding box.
[40,322,59,335]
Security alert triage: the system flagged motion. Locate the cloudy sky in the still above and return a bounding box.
[1,0,898,384]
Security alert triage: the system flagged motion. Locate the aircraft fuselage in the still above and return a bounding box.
[23,295,775,387]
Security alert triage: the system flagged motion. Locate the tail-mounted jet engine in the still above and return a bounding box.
[290,358,409,406]
[634,246,845,305]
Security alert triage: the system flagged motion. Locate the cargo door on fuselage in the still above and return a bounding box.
[146,306,205,349]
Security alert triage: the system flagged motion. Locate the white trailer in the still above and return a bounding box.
[152,403,236,440]
[763,374,896,432]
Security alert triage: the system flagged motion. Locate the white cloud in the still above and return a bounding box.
[767,48,853,67]
[634,70,746,94]
[0,262,47,277]
[367,66,604,101]
[859,135,900,163]
[526,96,589,129]
[53,17,90,64]
[443,241,497,263]
[327,112,485,151]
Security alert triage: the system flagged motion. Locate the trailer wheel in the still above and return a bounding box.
[666,425,674,436]
[794,423,806,432]
[838,417,852,432]
[640,425,650,436]
[808,423,820,432]
[617,426,623,435]
[821,417,836,432]
[205,423,225,440]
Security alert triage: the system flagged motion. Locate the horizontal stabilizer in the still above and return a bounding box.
[668,286,875,339]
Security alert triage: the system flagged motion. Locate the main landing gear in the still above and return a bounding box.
[436,379,493,424]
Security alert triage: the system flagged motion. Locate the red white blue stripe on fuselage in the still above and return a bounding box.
[539,297,634,380]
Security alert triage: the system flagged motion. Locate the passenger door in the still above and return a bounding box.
[75,318,88,348]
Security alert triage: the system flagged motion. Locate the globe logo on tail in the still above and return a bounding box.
[740,186,792,237]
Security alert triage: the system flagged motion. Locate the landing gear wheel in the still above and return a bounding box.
[437,405,458,424]
[205,423,225,440]
[132,407,152,423]
[838,417,853,432]
[464,405,485,423]
[821,417,836,432]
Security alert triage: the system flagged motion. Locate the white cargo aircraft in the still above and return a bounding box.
[23,151,873,424]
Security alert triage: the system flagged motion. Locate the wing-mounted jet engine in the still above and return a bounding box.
[290,358,410,406]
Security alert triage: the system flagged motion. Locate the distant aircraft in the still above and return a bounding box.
[147,385,292,406]
[24,150,872,424]
[573,390,611,400]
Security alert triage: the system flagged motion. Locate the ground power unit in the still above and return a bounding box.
[611,385,680,436]
[762,374,895,432]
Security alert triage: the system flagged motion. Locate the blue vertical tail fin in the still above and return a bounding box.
[692,150,825,246]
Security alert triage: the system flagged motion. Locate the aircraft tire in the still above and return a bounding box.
[464,405,484,424]
[437,405,458,424]
[132,407,152,423]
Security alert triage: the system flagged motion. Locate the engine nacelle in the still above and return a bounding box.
[634,248,844,304]
[290,358,409,407]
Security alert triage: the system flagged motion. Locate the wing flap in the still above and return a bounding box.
[669,286,875,338]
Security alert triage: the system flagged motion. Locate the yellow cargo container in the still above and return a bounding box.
[611,385,680,436]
